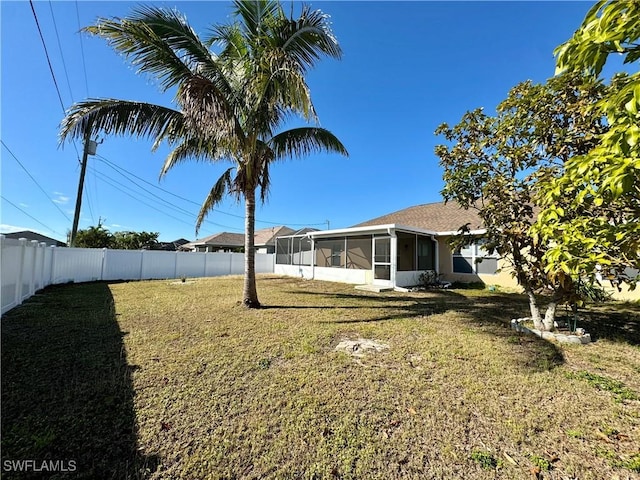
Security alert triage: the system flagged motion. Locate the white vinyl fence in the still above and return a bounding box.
[1,235,275,315]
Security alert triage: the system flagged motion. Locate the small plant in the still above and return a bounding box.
[419,270,438,287]
[180,275,187,283]
[471,450,498,470]
[528,454,551,472]
[258,358,271,369]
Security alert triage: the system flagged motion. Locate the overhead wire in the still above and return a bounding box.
[2,140,72,222]
[88,168,218,232]
[33,0,93,224]
[1,195,64,237]
[29,0,65,114]
[95,154,329,227]
[75,1,91,98]
[88,164,242,232]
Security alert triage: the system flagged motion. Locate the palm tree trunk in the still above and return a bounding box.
[243,188,260,308]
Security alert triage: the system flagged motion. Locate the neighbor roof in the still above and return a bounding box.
[2,230,66,247]
[353,201,484,233]
[254,226,295,246]
[182,226,296,249]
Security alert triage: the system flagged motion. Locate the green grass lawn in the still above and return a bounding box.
[2,275,639,479]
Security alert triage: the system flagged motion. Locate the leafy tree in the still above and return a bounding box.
[435,73,609,331]
[534,1,640,288]
[74,224,160,250]
[59,2,347,308]
[112,231,159,250]
[74,224,113,249]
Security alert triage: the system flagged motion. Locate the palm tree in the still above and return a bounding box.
[60,1,348,307]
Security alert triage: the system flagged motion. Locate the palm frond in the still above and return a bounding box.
[195,167,236,234]
[275,5,342,71]
[232,0,280,38]
[269,127,348,160]
[159,136,225,179]
[59,99,183,145]
[86,9,195,91]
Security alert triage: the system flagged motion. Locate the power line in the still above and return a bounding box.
[29,0,65,114]
[89,167,231,233]
[88,165,243,232]
[95,154,328,227]
[1,140,72,222]
[48,1,74,104]
[1,195,64,237]
[75,0,91,98]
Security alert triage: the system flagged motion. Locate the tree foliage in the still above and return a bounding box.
[59,1,347,307]
[74,224,159,250]
[73,224,113,249]
[534,1,640,287]
[435,73,609,330]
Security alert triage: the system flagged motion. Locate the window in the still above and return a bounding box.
[452,239,498,275]
[397,233,435,271]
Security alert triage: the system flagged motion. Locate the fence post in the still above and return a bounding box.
[174,251,178,279]
[49,246,57,286]
[15,239,27,306]
[100,248,107,281]
[139,250,145,280]
[29,240,39,296]
[38,242,47,290]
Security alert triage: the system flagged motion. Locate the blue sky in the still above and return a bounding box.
[1,1,594,243]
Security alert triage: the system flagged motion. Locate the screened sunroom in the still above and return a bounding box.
[274,225,439,288]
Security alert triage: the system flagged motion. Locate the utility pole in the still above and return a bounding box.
[70,128,96,247]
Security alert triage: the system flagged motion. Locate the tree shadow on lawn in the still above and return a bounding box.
[1,282,158,479]
[273,289,564,371]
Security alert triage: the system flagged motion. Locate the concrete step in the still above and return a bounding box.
[354,284,394,293]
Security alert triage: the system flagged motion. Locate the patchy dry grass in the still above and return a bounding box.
[2,275,639,479]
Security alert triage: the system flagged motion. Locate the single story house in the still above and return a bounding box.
[274,201,511,288]
[275,201,639,301]
[181,226,295,253]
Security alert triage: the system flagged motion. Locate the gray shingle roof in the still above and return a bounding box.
[353,201,484,233]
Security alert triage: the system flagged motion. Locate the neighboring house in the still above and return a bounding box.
[181,226,295,253]
[149,238,191,251]
[2,230,66,247]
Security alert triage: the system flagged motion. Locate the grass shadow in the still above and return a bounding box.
[1,282,157,479]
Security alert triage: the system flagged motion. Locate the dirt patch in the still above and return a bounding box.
[334,338,390,357]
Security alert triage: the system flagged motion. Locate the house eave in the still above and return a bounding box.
[305,224,440,238]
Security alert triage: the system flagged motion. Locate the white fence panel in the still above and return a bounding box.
[255,253,275,273]
[176,252,207,278]
[141,251,177,279]
[1,237,23,313]
[33,243,43,291]
[102,249,143,281]
[53,248,104,284]
[205,253,232,276]
[21,241,37,301]
[42,247,53,288]
[2,235,276,315]
[231,253,245,274]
